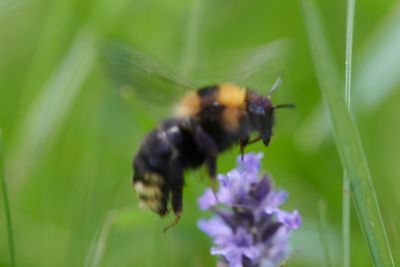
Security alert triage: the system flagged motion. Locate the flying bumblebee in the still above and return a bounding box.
[104,42,293,231]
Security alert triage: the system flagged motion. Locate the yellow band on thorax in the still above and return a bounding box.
[217,84,246,108]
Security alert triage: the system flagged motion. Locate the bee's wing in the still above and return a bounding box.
[102,41,196,111]
[230,39,289,94]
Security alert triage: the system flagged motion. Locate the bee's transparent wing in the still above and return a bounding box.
[230,39,289,94]
[102,41,196,109]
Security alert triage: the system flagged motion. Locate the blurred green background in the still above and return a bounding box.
[1,0,400,266]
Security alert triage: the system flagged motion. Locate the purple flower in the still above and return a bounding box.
[197,152,301,267]
[211,228,261,267]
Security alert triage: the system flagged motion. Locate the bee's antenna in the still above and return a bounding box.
[268,77,283,98]
[273,103,296,109]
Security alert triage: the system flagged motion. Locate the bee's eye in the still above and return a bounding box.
[249,103,265,115]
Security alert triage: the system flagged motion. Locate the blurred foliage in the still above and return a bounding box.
[0,0,399,266]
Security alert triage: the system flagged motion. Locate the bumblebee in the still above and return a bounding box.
[104,42,293,231]
[133,81,293,231]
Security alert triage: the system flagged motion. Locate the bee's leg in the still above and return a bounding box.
[163,163,184,233]
[239,136,250,161]
[206,156,219,195]
[158,183,170,217]
[162,212,181,233]
[191,125,220,196]
[248,135,262,144]
[239,136,263,160]
[206,157,220,201]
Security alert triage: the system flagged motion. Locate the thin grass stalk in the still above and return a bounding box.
[343,0,356,266]
[88,210,118,267]
[342,172,351,267]
[318,200,334,267]
[0,130,16,267]
[345,0,355,110]
[302,1,395,266]
[84,207,135,267]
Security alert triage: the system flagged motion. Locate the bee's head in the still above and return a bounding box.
[247,94,275,146]
[246,78,294,146]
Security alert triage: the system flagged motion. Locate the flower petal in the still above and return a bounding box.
[224,248,244,267]
[252,175,272,202]
[198,189,217,210]
[264,190,288,213]
[197,217,232,238]
[236,152,264,175]
[242,246,261,261]
[276,209,302,229]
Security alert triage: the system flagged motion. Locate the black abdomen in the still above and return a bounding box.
[133,119,205,216]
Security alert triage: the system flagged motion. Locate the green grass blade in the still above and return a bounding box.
[302,1,395,266]
[343,0,356,266]
[0,130,16,267]
[296,3,400,153]
[84,210,118,267]
[10,28,96,188]
[84,206,154,267]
